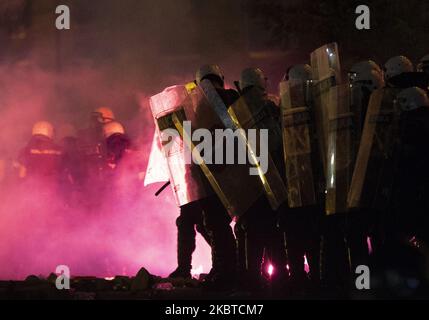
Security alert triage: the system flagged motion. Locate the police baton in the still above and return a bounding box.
[155,181,170,196]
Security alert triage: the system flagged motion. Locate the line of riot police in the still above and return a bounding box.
[151,44,429,297]
[10,44,429,297]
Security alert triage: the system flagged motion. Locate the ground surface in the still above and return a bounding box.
[0,269,375,300]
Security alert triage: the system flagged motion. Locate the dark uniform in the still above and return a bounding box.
[76,123,110,211]
[234,88,288,291]
[18,135,62,179]
[346,76,380,277]
[387,105,429,244]
[58,135,87,206]
[199,82,240,289]
[170,201,211,278]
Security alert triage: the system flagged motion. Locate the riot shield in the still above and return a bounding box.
[173,83,263,217]
[349,83,366,143]
[310,43,342,83]
[310,43,342,173]
[149,85,208,207]
[227,87,288,210]
[198,79,236,129]
[279,79,318,208]
[325,84,356,215]
[143,130,170,186]
[347,88,401,210]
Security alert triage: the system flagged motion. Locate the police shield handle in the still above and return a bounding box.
[227,95,288,211]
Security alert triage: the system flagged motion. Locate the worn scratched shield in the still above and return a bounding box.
[325,84,356,215]
[279,79,319,208]
[310,43,342,173]
[348,88,402,210]
[227,87,288,210]
[173,83,262,217]
[149,85,208,207]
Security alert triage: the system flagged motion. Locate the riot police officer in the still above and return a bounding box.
[148,84,213,280]
[195,64,239,290]
[103,121,130,166]
[168,201,211,279]
[18,121,62,180]
[77,107,116,211]
[384,56,414,84]
[349,60,385,132]
[234,67,287,292]
[347,61,385,271]
[384,55,428,89]
[57,123,86,206]
[78,107,116,165]
[387,87,429,245]
[279,64,324,294]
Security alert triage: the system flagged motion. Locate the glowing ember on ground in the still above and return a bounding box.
[267,264,274,277]
[304,255,310,274]
[367,236,373,254]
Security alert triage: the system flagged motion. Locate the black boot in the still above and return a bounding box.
[169,205,197,279]
[169,267,191,279]
[200,196,236,291]
[320,215,351,296]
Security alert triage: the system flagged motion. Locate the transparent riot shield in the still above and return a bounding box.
[173,84,263,218]
[325,84,356,215]
[311,43,342,83]
[347,88,402,210]
[310,43,342,174]
[227,87,288,211]
[279,78,318,208]
[149,85,208,207]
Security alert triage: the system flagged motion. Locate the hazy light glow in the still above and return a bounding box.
[191,265,204,279]
[0,63,212,280]
[267,264,274,277]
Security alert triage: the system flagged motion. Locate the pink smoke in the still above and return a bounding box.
[0,60,211,280]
